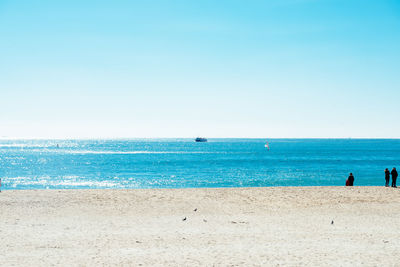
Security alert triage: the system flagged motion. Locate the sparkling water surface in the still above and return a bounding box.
[0,139,399,190]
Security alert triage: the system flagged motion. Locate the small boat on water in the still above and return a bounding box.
[264,141,270,151]
[195,137,207,142]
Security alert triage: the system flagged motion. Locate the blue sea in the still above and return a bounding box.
[0,139,399,190]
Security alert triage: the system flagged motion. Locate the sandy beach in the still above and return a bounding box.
[1,186,400,266]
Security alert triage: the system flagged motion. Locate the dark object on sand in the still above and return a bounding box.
[346,173,354,186]
[391,168,398,188]
[385,168,390,187]
[182,217,187,221]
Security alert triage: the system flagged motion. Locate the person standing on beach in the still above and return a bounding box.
[391,168,398,188]
[385,168,391,187]
[347,173,354,186]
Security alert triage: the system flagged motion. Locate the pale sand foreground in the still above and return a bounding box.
[1,187,400,266]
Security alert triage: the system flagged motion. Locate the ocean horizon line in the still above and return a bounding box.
[1,137,400,140]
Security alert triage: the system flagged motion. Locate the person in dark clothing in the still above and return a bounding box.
[347,173,354,186]
[391,168,398,188]
[385,168,391,187]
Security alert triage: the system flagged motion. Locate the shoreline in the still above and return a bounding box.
[1,186,399,266]
[0,184,393,191]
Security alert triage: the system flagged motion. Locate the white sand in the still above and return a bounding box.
[1,186,400,266]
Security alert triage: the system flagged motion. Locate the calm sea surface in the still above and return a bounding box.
[0,139,399,190]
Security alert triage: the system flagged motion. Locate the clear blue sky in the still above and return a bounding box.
[1,0,399,138]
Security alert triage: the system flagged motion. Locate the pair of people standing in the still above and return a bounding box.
[385,168,398,188]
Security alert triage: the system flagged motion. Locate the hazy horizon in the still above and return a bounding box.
[1,136,400,140]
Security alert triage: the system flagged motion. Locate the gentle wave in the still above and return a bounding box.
[64,150,223,155]
[0,144,53,148]
[0,143,78,148]
[5,176,121,188]
[27,149,226,155]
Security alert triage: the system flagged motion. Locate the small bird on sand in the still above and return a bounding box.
[331,220,334,225]
[194,208,197,212]
[182,217,187,221]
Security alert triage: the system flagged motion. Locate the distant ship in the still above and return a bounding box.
[195,137,207,142]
